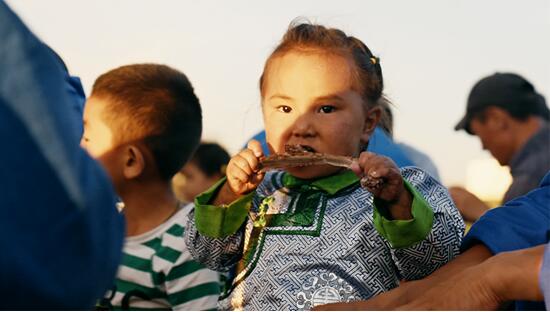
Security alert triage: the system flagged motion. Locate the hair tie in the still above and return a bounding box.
[370,57,377,65]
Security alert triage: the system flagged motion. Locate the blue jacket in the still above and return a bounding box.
[0,2,124,309]
[462,171,550,310]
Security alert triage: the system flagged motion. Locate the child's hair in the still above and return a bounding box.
[259,21,387,110]
[91,64,202,180]
[190,142,230,177]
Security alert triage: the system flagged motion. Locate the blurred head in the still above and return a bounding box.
[172,142,230,202]
[81,64,202,192]
[259,22,385,178]
[456,73,549,165]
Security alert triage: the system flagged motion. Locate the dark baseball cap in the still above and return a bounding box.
[455,72,548,134]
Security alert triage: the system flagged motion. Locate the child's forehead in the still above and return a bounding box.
[264,52,357,96]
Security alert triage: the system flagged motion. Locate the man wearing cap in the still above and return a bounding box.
[451,72,550,222]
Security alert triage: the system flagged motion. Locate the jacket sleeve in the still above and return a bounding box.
[373,167,465,281]
[185,178,254,271]
[0,2,124,309]
[462,171,550,254]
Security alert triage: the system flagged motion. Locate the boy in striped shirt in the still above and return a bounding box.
[81,64,220,310]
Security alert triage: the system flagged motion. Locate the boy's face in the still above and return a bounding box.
[262,51,375,179]
[81,96,121,183]
[81,97,115,158]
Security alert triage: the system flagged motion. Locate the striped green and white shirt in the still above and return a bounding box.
[101,203,220,310]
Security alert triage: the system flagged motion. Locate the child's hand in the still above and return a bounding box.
[351,152,412,220]
[225,140,265,195]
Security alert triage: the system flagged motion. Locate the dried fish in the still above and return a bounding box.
[258,144,385,191]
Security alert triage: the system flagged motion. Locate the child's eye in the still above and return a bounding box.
[277,105,292,113]
[319,105,336,114]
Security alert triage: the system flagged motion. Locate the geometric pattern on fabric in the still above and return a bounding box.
[186,167,464,310]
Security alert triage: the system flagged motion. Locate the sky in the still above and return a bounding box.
[6,0,549,195]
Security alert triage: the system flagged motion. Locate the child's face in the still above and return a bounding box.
[262,51,375,179]
[81,97,115,158]
[81,97,121,183]
[172,161,221,202]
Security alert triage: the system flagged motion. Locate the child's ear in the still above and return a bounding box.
[123,145,146,179]
[361,106,382,142]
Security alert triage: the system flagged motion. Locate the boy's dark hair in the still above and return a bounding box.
[190,142,230,177]
[91,64,202,180]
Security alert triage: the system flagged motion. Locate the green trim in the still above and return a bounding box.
[194,177,254,238]
[228,195,328,296]
[373,180,434,248]
[282,170,359,195]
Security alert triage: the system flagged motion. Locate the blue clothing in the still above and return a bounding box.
[247,128,415,168]
[462,171,550,310]
[367,127,415,167]
[186,168,464,310]
[0,2,124,309]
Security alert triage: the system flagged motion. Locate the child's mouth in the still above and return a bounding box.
[299,145,316,153]
[285,144,316,154]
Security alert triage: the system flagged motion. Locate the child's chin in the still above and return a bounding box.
[286,165,342,180]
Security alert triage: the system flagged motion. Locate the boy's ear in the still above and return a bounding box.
[361,106,382,142]
[123,145,146,179]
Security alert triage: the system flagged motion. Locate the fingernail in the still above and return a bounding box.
[370,170,379,177]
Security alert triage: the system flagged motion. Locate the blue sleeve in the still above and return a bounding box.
[367,127,415,167]
[461,172,550,254]
[0,2,124,309]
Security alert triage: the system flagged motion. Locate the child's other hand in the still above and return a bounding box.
[351,152,412,220]
[226,140,265,195]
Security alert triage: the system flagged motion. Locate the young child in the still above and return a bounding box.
[185,23,465,310]
[81,64,220,310]
[172,142,230,203]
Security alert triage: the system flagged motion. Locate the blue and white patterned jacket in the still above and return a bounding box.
[186,167,464,310]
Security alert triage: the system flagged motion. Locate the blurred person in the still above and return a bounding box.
[172,142,230,203]
[186,21,463,310]
[0,2,124,309]
[316,170,550,310]
[82,64,220,310]
[451,72,550,222]
[376,99,441,181]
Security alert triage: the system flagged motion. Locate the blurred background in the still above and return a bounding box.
[7,0,549,203]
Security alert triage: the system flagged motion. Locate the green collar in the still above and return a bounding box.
[282,170,359,195]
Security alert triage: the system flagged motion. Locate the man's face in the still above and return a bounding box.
[470,112,516,166]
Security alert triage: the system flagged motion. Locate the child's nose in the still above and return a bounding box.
[290,115,316,138]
